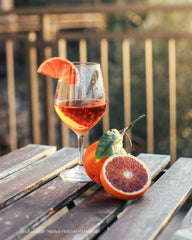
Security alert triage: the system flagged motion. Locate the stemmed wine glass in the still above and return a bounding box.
[54,62,107,182]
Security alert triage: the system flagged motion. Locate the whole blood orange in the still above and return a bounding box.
[84,141,127,184]
[100,154,151,200]
[37,57,79,86]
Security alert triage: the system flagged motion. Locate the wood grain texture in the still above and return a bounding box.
[28,153,170,240]
[98,157,192,240]
[0,178,93,240]
[0,147,78,209]
[139,153,170,179]
[0,144,56,180]
[170,207,192,240]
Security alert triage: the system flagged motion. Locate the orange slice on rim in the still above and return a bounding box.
[100,154,152,200]
[37,57,79,86]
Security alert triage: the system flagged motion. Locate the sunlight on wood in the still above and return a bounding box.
[100,38,109,134]
[122,39,131,151]
[145,38,154,154]
[169,38,177,164]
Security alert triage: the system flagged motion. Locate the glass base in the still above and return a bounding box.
[60,164,92,182]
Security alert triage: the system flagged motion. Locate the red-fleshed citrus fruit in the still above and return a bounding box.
[37,57,79,86]
[83,141,127,184]
[100,154,151,200]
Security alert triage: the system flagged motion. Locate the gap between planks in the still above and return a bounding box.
[26,153,170,240]
[0,144,56,180]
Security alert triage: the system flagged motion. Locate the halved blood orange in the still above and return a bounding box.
[100,154,151,200]
[37,57,79,86]
[83,141,127,184]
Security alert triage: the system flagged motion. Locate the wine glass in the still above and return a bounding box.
[54,62,107,182]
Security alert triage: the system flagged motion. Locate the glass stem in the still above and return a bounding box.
[77,134,84,166]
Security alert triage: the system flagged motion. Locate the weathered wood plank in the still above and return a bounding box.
[28,153,170,240]
[98,157,192,240]
[139,153,170,179]
[0,177,93,240]
[0,147,78,209]
[0,144,56,180]
[170,207,192,240]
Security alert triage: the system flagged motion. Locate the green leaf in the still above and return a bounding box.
[95,129,123,162]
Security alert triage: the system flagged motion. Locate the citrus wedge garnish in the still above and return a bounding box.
[37,57,79,86]
[100,154,151,200]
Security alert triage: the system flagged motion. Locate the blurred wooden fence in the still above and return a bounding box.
[1,4,192,163]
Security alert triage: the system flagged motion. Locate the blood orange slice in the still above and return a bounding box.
[100,154,151,200]
[37,57,79,86]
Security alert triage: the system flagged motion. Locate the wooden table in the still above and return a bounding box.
[0,144,191,240]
